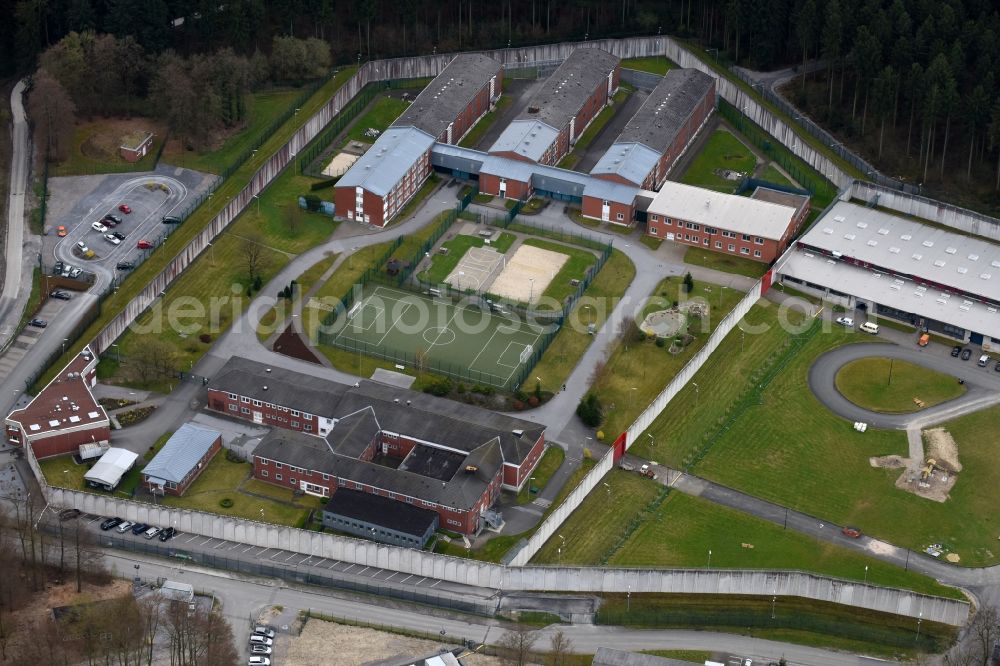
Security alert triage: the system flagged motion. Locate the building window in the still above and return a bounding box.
[715,241,722,248]
[603,199,610,206]
[684,234,690,241]
[616,212,624,221]
[227,393,237,400]
[229,404,238,411]
[754,250,762,257]
[650,227,658,236]
[290,478,296,485]
[304,424,312,432]
[664,218,672,226]
[275,462,283,469]
[241,396,249,403]
[241,407,250,414]
[728,244,735,252]
[261,470,268,478]
[755,237,764,245]
[703,238,709,246]
[651,215,659,222]
[275,474,283,481]
[291,410,300,417]
[687,222,700,231]
[322,473,329,481]
[742,234,751,241]
[740,247,750,254]
[705,227,717,235]
[291,421,299,428]
[447,519,461,526]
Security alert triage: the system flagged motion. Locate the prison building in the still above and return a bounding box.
[334,54,502,227]
[645,182,807,264]
[590,68,716,190]
[486,48,620,172]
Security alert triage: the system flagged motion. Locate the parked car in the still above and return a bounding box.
[131,522,149,535]
[53,260,64,274]
[995,360,1000,373]
[116,521,134,534]
[118,204,132,214]
[247,657,270,666]
[91,221,108,233]
[951,345,962,357]
[104,233,121,245]
[103,214,122,225]
[253,627,275,639]
[58,508,81,521]
[961,348,973,361]
[158,527,177,542]
[116,261,134,271]
[835,316,853,327]
[250,645,272,655]
[161,216,181,224]
[69,267,82,278]
[136,239,152,249]
[111,231,126,240]
[49,290,71,300]
[249,636,272,647]
[99,517,122,531]
[28,319,47,328]
[143,526,161,539]
[56,225,67,237]
[841,526,862,538]
[76,241,89,253]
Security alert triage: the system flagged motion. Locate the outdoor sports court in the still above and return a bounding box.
[328,285,545,388]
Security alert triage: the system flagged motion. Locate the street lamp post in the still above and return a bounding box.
[771,590,776,619]
[692,382,699,406]
[528,277,535,303]
[707,549,712,568]
[864,565,868,586]
[62,338,68,355]
[916,612,923,642]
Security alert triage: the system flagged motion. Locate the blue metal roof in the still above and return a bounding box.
[336,127,436,196]
[142,423,220,484]
[487,119,560,163]
[479,155,638,205]
[430,142,485,174]
[589,141,662,186]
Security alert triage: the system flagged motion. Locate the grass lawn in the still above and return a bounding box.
[162,88,305,174]
[683,246,768,279]
[633,301,1000,566]
[36,67,359,394]
[642,652,711,664]
[759,163,795,188]
[162,455,309,527]
[524,249,634,393]
[521,238,598,306]
[835,357,967,413]
[573,89,630,152]
[459,96,513,148]
[39,431,172,498]
[516,445,565,504]
[622,57,676,75]
[342,96,411,146]
[591,275,746,439]
[639,235,662,251]
[609,492,961,598]
[680,129,757,193]
[51,119,165,177]
[557,153,581,170]
[256,252,340,341]
[417,232,515,284]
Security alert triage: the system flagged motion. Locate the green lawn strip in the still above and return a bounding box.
[317,345,435,392]
[622,57,677,75]
[532,470,662,564]
[35,67,358,393]
[759,163,795,188]
[516,445,566,504]
[458,96,513,148]
[50,123,163,177]
[568,209,600,228]
[573,89,631,152]
[39,431,172,497]
[161,455,309,527]
[523,249,635,393]
[609,492,960,598]
[680,129,757,193]
[473,193,493,205]
[162,88,305,174]
[342,96,411,146]
[639,235,662,251]
[557,153,581,170]
[256,252,339,341]
[682,245,768,279]
[633,300,1000,566]
[520,238,598,305]
[835,357,966,413]
[641,652,710,664]
[242,477,325,510]
[597,593,953,658]
[593,275,746,439]
[418,234,487,284]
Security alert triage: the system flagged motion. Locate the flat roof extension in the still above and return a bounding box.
[648,181,798,240]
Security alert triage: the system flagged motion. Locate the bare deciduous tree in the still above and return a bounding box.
[26,70,76,163]
[547,629,573,666]
[240,232,267,284]
[496,626,538,666]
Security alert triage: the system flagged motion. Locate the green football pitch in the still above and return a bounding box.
[327,285,545,388]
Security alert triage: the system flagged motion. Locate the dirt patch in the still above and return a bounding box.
[924,428,962,472]
[76,117,165,162]
[893,467,955,503]
[869,455,907,469]
[281,619,502,666]
[273,324,322,364]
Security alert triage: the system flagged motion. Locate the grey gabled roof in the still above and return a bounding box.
[208,356,348,418]
[392,53,501,141]
[512,48,619,132]
[488,119,561,162]
[142,423,220,484]
[612,68,714,155]
[589,141,662,186]
[336,126,436,196]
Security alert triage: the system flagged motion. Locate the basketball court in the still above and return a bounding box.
[327,285,544,388]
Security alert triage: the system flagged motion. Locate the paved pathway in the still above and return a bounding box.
[0,80,33,353]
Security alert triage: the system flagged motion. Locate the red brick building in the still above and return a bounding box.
[645,182,810,263]
[334,54,502,227]
[207,357,546,535]
[591,68,716,192]
[141,423,222,496]
[5,347,110,460]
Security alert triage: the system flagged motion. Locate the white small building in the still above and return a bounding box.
[83,447,138,491]
[160,580,194,603]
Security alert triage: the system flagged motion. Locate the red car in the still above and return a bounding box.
[841,527,862,538]
[119,204,132,214]
[136,239,152,249]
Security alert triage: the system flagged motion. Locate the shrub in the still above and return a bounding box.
[683,272,694,294]
[655,337,667,348]
[576,393,604,427]
[199,333,212,343]
[219,498,234,508]
[456,382,466,394]
[527,395,540,407]
[422,377,453,397]
[512,400,525,410]
[596,430,605,440]
[225,449,243,463]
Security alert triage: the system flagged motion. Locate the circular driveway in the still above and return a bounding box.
[808,343,1000,429]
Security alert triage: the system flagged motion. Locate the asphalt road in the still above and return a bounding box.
[807,342,1000,430]
[99,547,886,666]
[0,80,31,349]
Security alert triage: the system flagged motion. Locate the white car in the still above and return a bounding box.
[250,645,272,655]
[835,316,854,327]
[115,521,134,533]
[253,627,275,639]
[76,241,89,253]
[247,657,270,666]
[91,221,108,233]
[104,233,121,245]
[249,636,272,647]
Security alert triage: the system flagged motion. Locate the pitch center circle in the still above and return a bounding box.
[422,327,457,346]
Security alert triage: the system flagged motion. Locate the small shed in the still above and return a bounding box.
[119,131,154,163]
[159,580,194,603]
[83,447,138,491]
